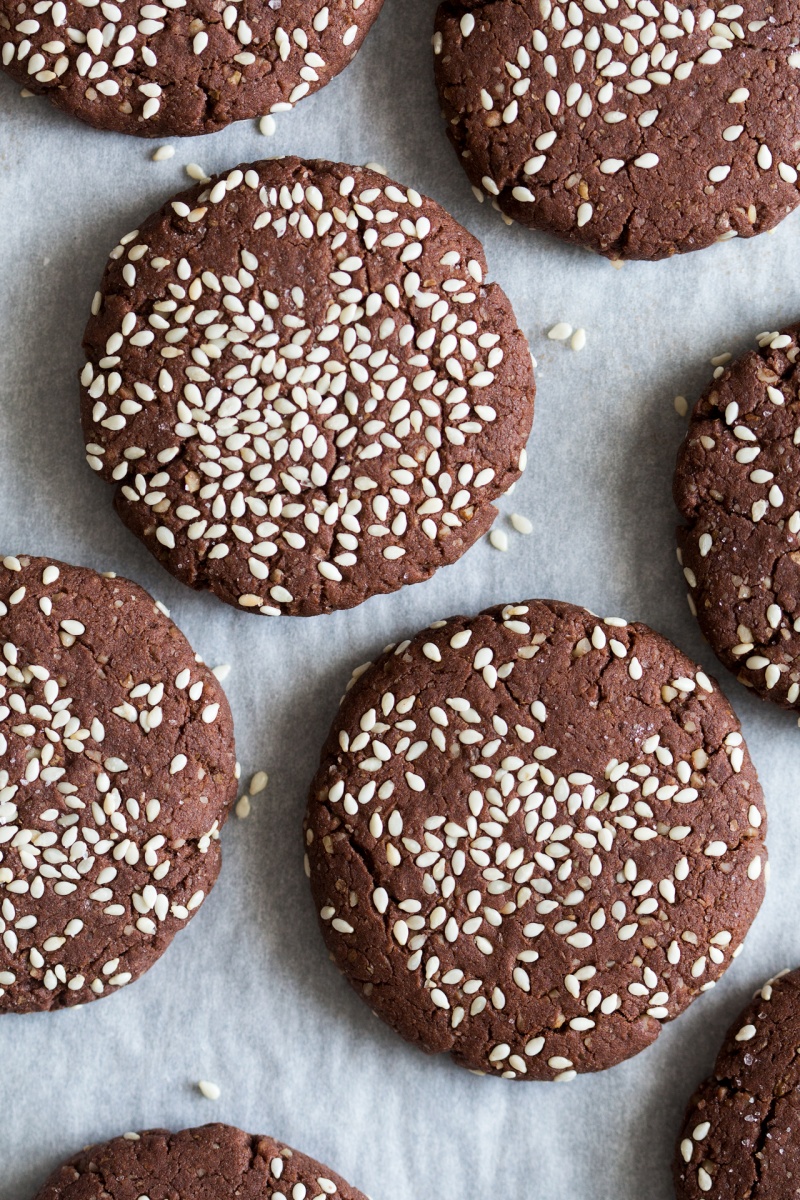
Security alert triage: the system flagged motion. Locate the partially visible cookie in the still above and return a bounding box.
[674,968,800,1199]
[0,554,237,1013]
[433,1,800,260]
[81,157,535,618]
[305,598,766,1080]
[33,1124,367,1200]
[674,325,800,710]
[0,0,384,137]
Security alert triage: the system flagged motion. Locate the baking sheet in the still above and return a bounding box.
[2,2,800,1196]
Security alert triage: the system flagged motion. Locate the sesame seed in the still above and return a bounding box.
[250,770,269,794]
[510,513,533,535]
[197,1079,221,1100]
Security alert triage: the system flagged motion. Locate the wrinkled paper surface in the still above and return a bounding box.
[3,4,800,1196]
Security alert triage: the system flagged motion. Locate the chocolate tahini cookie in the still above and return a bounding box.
[0,554,236,1013]
[674,968,800,1199]
[675,325,800,711]
[32,1125,367,1200]
[433,1,800,260]
[305,599,766,1080]
[0,0,384,137]
[81,157,536,618]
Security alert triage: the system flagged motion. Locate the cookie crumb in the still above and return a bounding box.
[674,395,689,417]
[152,145,175,162]
[258,115,276,136]
[548,322,573,341]
[510,513,533,535]
[197,1080,221,1100]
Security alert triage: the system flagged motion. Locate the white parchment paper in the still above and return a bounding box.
[2,4,800,1196]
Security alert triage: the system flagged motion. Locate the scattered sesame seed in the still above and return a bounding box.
[235,795,251,819]
[674,395,689,417]
[510,513,533,535]
[489,529,509,552]
[258,115,277,136]
[211,664,231,682]
[185,163,211,183]
[152,145,175,162]
[250,770,269,795]
[548,322,573,341]
[197,1079,221,1100]
[570,328,587,352]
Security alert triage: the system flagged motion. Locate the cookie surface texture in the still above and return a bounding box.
[433,1,800,260]
[305,598,766,1079]
[0,0,384,137]
[81,157,536,618]
[33,1124,367,1200]
[675,325,800,709]
[674,968,800,1199]
[0,554,236,1013]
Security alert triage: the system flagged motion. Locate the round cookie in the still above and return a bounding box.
[81,157,536,618]
[33,1124,367,1200]
[305,598,767,1080]
[0,0,384,137]
[433,1,800,261]
[674,968,800,1199]
[675,325,800,711]
[0,553,236,1013]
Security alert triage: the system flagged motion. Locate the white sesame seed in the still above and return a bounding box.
[548,322,573,341]
[510,513,533,535]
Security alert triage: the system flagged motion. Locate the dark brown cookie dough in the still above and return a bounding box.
[0,554,237,1013]
[305,599,766,1080]
[0,0,384,137]
[433,1,800,261]
[675,325,800,711]
[674,967,800,1199]
[33,1124,367,1200]
[81,157,536,618]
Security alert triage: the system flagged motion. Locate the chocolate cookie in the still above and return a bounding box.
[0,0,384,137]
[81,157,536,618]
[305,599,766,1080]
[433,1,800,261]
[675,325,800,710]
[674,967,800,1199]
[32,1124,366,1200]
[0,554,236,1013]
